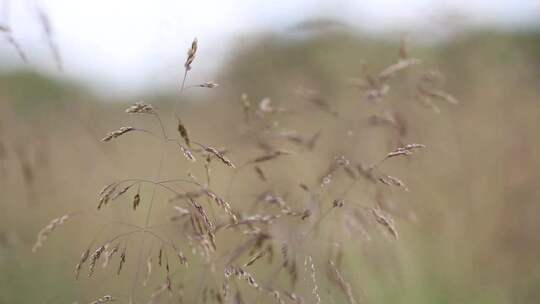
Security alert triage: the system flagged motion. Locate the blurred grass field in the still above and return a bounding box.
[1,29,540,303]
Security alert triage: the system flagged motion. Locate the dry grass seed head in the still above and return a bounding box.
[97,183,118,209]
[185,37,198,71]
[111,184,133,201]
[204,146,235,168]
[379,174,409,192]
[88,245,107,277]
[371,207,398,240]
[199,81,219,88]
[75,248,90,279]
[117,246,126,275]
[125,102,155,114]
[189,197,217,250]
[306,256,321,304]
[143,254,153,287]
[177,119,191,147]
[378,58,421,82]
[204,189,238,223]
[178,143,196,162]
[333,199,345,208]
[172,244,188,266]
[226,266,260,289]
[102,243,120,268]
[243,250,267,268]
[132,192,141,210]
[32,214,70,252]
[90,295,115,304]
[101,127,135,142]
[385,143,426,159]
[328,260,359,304]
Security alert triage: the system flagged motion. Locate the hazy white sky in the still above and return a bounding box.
[1,0,539,95]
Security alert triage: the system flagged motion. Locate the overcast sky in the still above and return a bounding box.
[1,0,539,95]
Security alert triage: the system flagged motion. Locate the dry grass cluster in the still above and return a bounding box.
[24,37,454,304]
[3,27,540,304]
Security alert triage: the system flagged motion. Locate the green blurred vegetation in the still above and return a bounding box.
[0,71,87,113]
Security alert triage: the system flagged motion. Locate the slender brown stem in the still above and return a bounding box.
[129,146,166,302]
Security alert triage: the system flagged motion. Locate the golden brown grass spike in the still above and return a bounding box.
[178,143,196,162]
[379,174,409,192]
[102,243,119,268]
[243,250,266,268]
[185,38,198,71]
[101,127,135,142]
[205,146,235,168]
[125,102,155,114]
[371,207,398,240]
[189,197,216,250]
[329,260,359,304]
[75,248,90,280]
[177,118,191,147]
[385,143,426,160]
[132,192,141,210]
[97,183,117,210]
[88,245,106,277]
[111,184,133,201]
[204,189,238,223]
[117,246,126,275]
[306,256,321,304]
